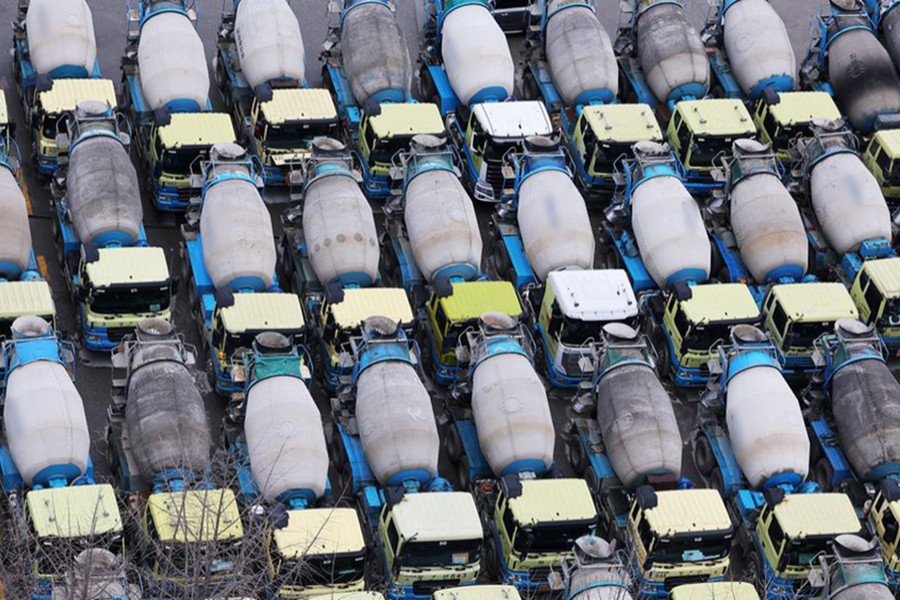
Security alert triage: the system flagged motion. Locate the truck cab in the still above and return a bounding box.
[453,101,554,202]
[26,485,124,597]
[666,99,757,188]
[741,491,865,597]
[868,480,900,580]
[530,270,638,388]
[671,582,758,600]
[433,586,520,599]
[208,293,307,396]
[378,492,483,597]
[313,287,414,392]
[489,478,598,593]
[0,280,56,340]
[27,79,116,175]
[147,112,237,211]
[627,488,734,597]
[752,91,841,162]
[863,128,900,202]
[356,103,447,199]
[849,257,900,352]
[247,88,340,186]
[762,283,859,376]
[421,280,524,386]
[140,489,245,596]
[653,283,762,387]
[265,507,368,597]
[566,103,663,195]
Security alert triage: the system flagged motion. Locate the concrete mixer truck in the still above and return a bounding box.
[106,318,245,598]
[490,136,594,291]
[752,91,842,164]
[813,535,894,598]
[328,316,484,598]
[801,0,900,135]
[791,119,896,276]
[121,0,230,210]
[843,256,900,353]
[12,0,117,175]
[433,586,520,600]
[604,141,711,294]
[51,102,174,352]
[180,142,303,395]
[50,549,142,600]
[546,535,634,600]
[216,0,342,188]
[440,312,598,593]
[223,333,370,598]
[614,0,710,113]
[0,316,125,600]
[863,127,900,203]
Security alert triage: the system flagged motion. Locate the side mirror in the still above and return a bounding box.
[76,284,90,301]
[119,132,130,148]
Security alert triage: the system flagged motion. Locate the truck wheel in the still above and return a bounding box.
[521,70,539,101]
[445,424,463,463]
[693,435,716,476]
[566,437,588,476]
[814,458,834,492]
[482,535,500,580]
[709,467,725,497]
[746,551,765,594]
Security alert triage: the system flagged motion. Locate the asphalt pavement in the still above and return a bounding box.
[0,0,832,498]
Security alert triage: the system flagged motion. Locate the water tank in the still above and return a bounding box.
[234,0,305,90]
[405,166,482,283]
[303,166,379,287]
[245,375,327,501]
[725,332,809,488]
[831,327,900,481]
[595,360,682,489]
[544,0,618,106]
[342,2,412,105]
[809,153,892,254]
[730,166,808,282]
[25,0,96,77]
[201,144,276,292]
[518,169,594,281]
[67,133,142,247]
[441,4,514,106]
[471,350,555,477]
[722,0,796,98]
[0,167,32,280]
[3,317,89,486]
[138,11,209,112]
[125,321,211,478]
[631,174,710,288]
[828,24,900,133]
[356,360,440,486]
[636,2,709,106]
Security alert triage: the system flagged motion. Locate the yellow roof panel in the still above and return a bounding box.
[645,490,732,537]
[675,99,755,137]
[391,492,483,542]
[769,283,859,322]
[582,103,662,144]
[273,507,365,558]
[772,493,860,539]
[680,284,761,324]
[368,103,446,138]
[84,247,170,288]
[219,293,305,333]
[863,257,900,297]
[157,112,236,149]
[27,484,122,539]
[307,594,384,600]
[0,281,56,320]
[38,79,117,115]
[873,129,900,159]
[508,479,597,526]
[329,288,413,329]
[433,586,521,600]
[672,582,758,600]
[440,281,522,323]
[260,89,338,125]
[0,90,8,125]
[147,489,243,543]
[767,91,841,127]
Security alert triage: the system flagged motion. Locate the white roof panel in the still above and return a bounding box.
[548,269,638,321]
[473,101,553,139]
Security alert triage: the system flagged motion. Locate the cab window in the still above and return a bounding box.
[768,513,786,551]
[865,279,885,316]
[434,305,448,335]
[877,147,892,175]
[547,300,564,337]
[762,109,783,147]
[637,516,654,551]
[673,305,690,334]
[386,519,400,552]
[363,122,377,156]
[502,502,517,538]
[883,508,900,546]
[770,302,789,337]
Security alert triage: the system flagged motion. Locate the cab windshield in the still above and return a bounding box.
[160,146,206,175]
[881,298,900,325]
[370,134,417,166]
[266,121,337,150]
[279,550,366,587]
[649,534,732,564]
[683,322,732,353]
[690,136,736,167]
[399,538,481,568]
[788,321,834,349]
[223,328,304,359]
[783,536,833,569]
[592,141,632,176]
[156,541,239,578]
[560,318,605,346]
[41,113,64,141]
[34,533,123,576]
[512,520,596,555]
[89,283,171,315]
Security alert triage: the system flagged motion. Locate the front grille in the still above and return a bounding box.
[494,0,529,7]
[664,575,709,591]
[106,327,133,343]
[413,581,459,596]
[484,159,505,198]
[528,567,552,583]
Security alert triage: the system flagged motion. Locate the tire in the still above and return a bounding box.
[521,70,539,101]
[710,467,725,497]
[693,435,716,476]
[445,424,464,463]
[566,437,588,476]
[482,535,500,580]
[814,457,834,492]
[746,551,765,594]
